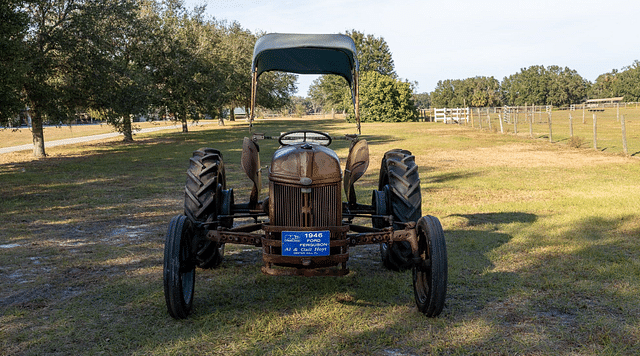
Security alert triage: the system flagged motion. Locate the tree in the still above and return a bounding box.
[308,74,349,113]
[75,0,154,142]
[501,65,587,106]
[255,71,297,111]
[590,70,618,99]
[0,0,28,123]
[216,22,254,123]
[308,30,396,113]
[431,76,500,108]
[413,92,431,109]
[590,61,640,102]
[346,71,417,123]
[431,79,456,107]
[545,66,588,106]
[19,0,149,156]
[345,29,396,77]
[469,76,501,107]
[310,31,418,123]
[149,1,228,132]
[288,96,312,117]
[616,61,640,101]
[22,0,84,157]
[152,0,199,132]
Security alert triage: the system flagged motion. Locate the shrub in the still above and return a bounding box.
[568,136,585,148]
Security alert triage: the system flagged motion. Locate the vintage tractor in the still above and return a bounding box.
[163,33,447,319]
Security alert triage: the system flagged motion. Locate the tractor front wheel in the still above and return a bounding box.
[413,215,447,317]
[163,215,196,319]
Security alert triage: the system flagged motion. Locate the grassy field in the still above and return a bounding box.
[466,106,640,156]
[1,117,639,355]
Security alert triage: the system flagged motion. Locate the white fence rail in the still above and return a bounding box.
[433,107,470,123]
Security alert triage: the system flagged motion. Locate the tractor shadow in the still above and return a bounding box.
[444,212,538,315]
[193,211,538,316]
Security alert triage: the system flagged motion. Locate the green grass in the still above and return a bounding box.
[0,120,204,148]
[1,117,639,355]
[469,106,640,155]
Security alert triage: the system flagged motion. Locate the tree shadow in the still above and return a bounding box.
[449,212,537,226]
[429,171,481,184]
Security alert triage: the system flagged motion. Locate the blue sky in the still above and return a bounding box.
[185,0,640,96]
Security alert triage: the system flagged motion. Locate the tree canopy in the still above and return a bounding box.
[0,0,28,122]
[431,76,501,108]
[431,66,589,108]
[501,65,588,106]
[347,71,417,122]
[1,0,297,157]
[3,0,640,157]
[308,30,417,122]
[589,60,640,102]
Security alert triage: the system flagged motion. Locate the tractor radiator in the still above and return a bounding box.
[270,182,342,227]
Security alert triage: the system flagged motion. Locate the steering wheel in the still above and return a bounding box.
[278,130,332,147]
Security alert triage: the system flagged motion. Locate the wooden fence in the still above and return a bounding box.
[417,105,639,156]
[433,107,470,123]
[463,105,639,156]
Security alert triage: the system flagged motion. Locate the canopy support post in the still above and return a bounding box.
[354,71,361,135]
[250,70,257,131]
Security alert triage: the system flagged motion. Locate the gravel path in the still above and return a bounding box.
[0,123,212,154]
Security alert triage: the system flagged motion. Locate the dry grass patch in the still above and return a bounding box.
[1,119,640,355]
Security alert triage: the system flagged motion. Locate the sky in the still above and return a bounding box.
[184,0,640,96]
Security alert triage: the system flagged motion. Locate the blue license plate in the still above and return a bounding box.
[282,230,330,257]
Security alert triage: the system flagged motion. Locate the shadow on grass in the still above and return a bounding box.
[438,213,640,354]
[0,118,416,355]
[158,243,422,354]
[449,212,537,226]
[429,171,481,184]
[445,213,527,315]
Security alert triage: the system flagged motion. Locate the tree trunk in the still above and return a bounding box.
[122,116,134,142]
[181,117,188,133]
[229,107,235,121]
[31,109,46,158]
[216,107,224,126]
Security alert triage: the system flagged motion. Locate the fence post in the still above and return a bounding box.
[547,110,553,142]
[499,114,504,134]
[488,114,492,131]
[514,107,518,134]
[538,107,542,123]
[582,105,586,124]
[569,112,573,137]
[621,114,628,155]
[593,113,597,150]
[529,105,533,138]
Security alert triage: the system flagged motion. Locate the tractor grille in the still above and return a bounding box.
[271,182,341,227]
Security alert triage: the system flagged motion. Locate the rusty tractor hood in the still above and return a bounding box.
[269,143,342,185]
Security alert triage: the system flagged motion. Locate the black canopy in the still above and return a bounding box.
[251,33,358,85]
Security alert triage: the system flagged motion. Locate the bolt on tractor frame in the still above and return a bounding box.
[163,33,448,320]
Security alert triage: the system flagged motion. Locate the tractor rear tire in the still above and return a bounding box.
[413,215,447,317]
[378,149,422,271]
[184,148,226,269]
[164,215,196,319]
